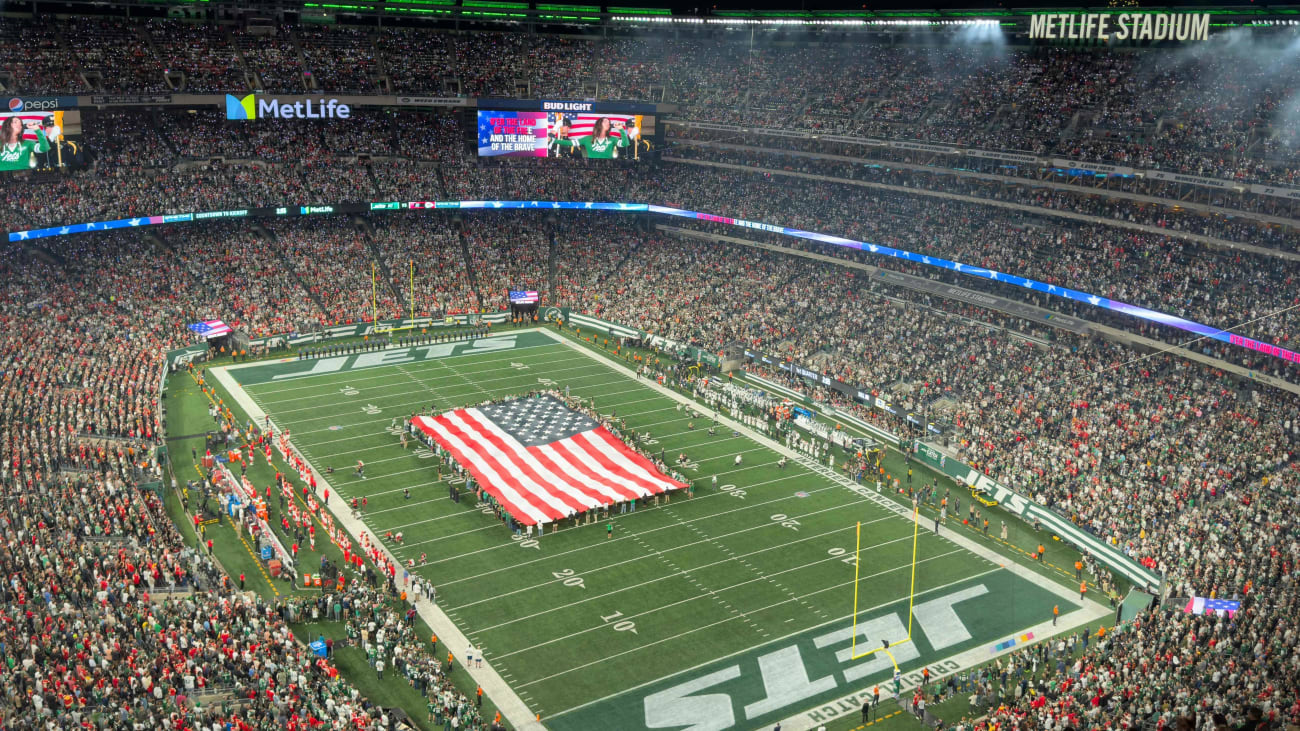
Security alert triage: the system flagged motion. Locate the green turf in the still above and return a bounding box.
[193,328,1080,730]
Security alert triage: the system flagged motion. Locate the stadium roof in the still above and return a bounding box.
[10,0,1300,34]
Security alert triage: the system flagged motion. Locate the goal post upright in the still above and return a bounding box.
[907,504,919,641]
[851,520,862,660]
[849,504,922,662]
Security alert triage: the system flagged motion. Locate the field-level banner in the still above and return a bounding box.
[910,441,1159,589]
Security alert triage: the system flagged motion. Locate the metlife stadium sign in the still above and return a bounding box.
[1029,12,1211,42]
[225,94,351,120]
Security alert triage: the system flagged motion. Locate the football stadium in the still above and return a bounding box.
[1,2,1298,730]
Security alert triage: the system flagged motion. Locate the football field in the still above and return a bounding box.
[213,328,1095,731]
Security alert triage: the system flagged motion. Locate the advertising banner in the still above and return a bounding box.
[910,441,1159,588]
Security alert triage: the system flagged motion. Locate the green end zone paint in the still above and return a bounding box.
[548,569,1069,731]
[232,331,558,385]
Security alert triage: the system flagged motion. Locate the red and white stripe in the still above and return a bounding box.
[412,408,684,525]
[564,113,637,140]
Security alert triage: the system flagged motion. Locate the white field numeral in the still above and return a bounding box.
[600,610,638,635]
[719,483,746,499]
[770,514,800,532]
[551,568,586,589]
[827,547,857,566]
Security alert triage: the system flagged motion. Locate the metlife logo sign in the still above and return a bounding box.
[225,94,351,120]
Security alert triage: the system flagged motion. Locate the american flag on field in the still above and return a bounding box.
[508,290,539,304]
[188,319,233,338]
[412,396,685,525]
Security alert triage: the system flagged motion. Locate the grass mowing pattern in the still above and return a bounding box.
[231,332,1042,726]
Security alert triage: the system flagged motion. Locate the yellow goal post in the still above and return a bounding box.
[849,506,921,665]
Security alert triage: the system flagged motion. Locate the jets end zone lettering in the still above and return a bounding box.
[641,585,989,731]
[269,337,518,381]
[1029,13,1210,42]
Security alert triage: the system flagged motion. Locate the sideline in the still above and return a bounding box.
[543,329,1111,731]
[210,332,545,731]
[211,327,1111,731]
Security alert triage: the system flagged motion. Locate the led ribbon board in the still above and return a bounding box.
[9,201,1298,366]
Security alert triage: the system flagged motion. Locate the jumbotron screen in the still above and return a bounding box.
[475,100,656,160]
[0,110,82,172]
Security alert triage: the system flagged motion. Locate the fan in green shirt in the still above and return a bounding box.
[0,117,52,172]
[550,117,639,159]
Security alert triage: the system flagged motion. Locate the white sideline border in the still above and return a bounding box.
[209,333,545,731]
[541,329,1111,730]
[209,328,1109,731]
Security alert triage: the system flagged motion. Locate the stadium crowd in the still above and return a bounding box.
[0,236,443,729]
[3,180,1299,730]
[6,19,1300,184]
[2,16,1299,730]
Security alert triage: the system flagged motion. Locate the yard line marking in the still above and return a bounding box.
[630,528,766,641]
[257,355,610,409]
[376,458,815,533]
[465,518,905,629]
[406,466,833,563]
[503,552,983,670]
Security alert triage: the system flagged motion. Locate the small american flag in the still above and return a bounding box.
[189,319,232,338]
[508,290,539,304]
[413,396,684,525]
[1186,596,1239,617]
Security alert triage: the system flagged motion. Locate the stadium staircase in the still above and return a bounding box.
[546,229,557,297]
[353,217,403,304]
[152,109,184,160]
[363,164,382,194]
[48,24,93,92]
[19,238,66,267]
[289,30,312,91]
[253,222,332,319]
[454,222,485,308]
[224,27,260,93]
[433,165,451,199]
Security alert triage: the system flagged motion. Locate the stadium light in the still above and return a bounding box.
[609,15,1000,26]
